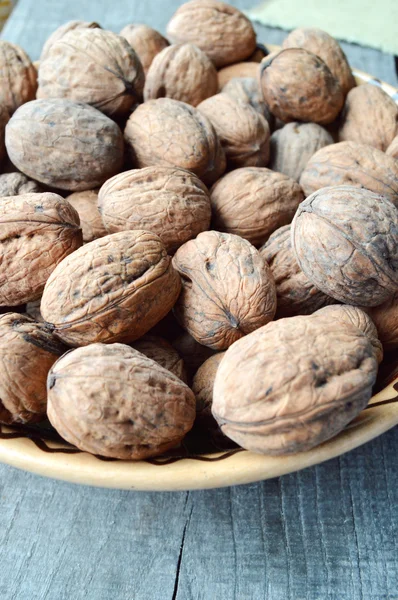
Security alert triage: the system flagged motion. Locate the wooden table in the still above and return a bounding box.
[1,2,397,599]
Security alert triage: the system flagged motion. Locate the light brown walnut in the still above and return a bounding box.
[120,24,169,74]
[0,172,42,197]
[222,77,273,128]
[217,62,259,89]
[41,20,101,59]
[366,292,398,351]
[192,352,225,427]
[0,40,37,115]
[66,190,107,243]
[130,334,187,382]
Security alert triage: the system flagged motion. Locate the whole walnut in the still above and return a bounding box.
[0,313,66,424]
[217,62,259,89]
[260,225,335,318]
[386,135,398,159]
[98,167,211,253]
[192,352,225,428]
[291,186,398,307]
[124,98,226,186]
[269,122,333,182]
[66,190,107,243]
[6,99,124,191]
[41,20,101,59]
[300,142,398,205]
[212,314,378,455]
[260,48,344,125]
[166,0,256,68]
[130,334,187,382]
[366,292,398,351]
[0,193,82,306]
[41,230,181,347]
[173,231,277,350]
[282,28,355,96]
[338,84,398,151]
[0,41,37,115]
[144,43,218,106]
[171,331,216,380]
[210,168,304,246]
[197,93,270,168]
[0,172,42,197]
[222,77,273,127]
[47,343,196,460]
[120,24,169,74]
[0,105,9,163]
[38,29,145,117]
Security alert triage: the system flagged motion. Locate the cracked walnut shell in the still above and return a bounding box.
[120,24,169,75]
[66,190,107,243]
[0,40,37,116]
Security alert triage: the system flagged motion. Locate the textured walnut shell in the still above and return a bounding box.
[41,230,181,346]
[173,231,277,350]
[120,24,169,75]
[38,29,145,117]
[192,352,225,425]
[282,28,355,96]
[269,122,333,182]
[212,314,378,455]
[41,20,101,59]
[300,142,398,206]
[0,41,37,115]
[222,77,273,127]
[144,43,218,106]
[197,93,270,168]
[47,343,196,460]
[338,84,398,151]
[166,0,256,68]
[366,292,398,351]
[6,99,124,191]
[0,172,42,197]
[0,193,82,306]
[98,167,211,253]
[0,105,9,163]
[260,225,335,318]
[386,135,398,159]
[171,332,216,380]
[65,190,107,243]
[124,98,226,186]
[291,186,398,307]
[260,49,344,125]
[130,334,187,382]
[0,313,66,424]
[217,62,259,89]
[210,168,304,246]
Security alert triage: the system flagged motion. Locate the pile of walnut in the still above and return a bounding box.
[0,0,397,461]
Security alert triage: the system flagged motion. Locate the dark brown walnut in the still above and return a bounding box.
[66,190,107,243]
[299,142,398,206]
[386,135,398,159]
[124,98,226,186]
[222,77,273,128]
[192,352,225,428]
[0,313,66,425]
[0,193,82,306]
[282,28,355,96]
[130,334,187,382]
[291,186,398,307]
[0,105,9,164]
[171,331,216,380]
[173,231,277,350]
[41,230,181,347]
[269,122,333,182]
[0,41,37,115]
[338,84,398,151]
[0,172,42,197]
[366,292,398,351]
[260,225,335,318]
[98,167,211,254]
[217,62,259,89]
[197,94,270,168]
[41,20,101,59]
[260,48,344,125]
[47,343,196,460]
[120,24,169,74]
[210,168,304,247]
[37,29,145,117]
[212,314,378,455]
[25,299,44,322]
[166,0,256,68]
[6,99,124,191]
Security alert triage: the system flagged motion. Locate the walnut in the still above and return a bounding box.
[0,105,9,164]
[0,172,42,197]
[222,77,273,128]
[0,192,82,306]
[171,331,216,380]
[212,314,378,455]
[217,62,259,89]
[130,334,187,382]
[173,231,277,350]
[386,135,398,159]
[192,352,225,427]
[197,93,270,168]
[41,230,181,346]
[47,343,196,459]
[37,29,144,117]
[66,190,107,243]
[210,168,304,246]
[41,20,101,59]
[260,49,344,125]
[246,44,268,63]
[124,98,226,186]
[366,292,398,351]
[0,41,37,115]
[0,313,66,424]
[120,24,169,74]
[291,186,398,306]
[6,99,124,191]
[166,0,256,68]
[98,166,211,253]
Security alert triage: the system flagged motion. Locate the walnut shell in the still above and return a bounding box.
[171,331,216,380]
[291,186,398,307]
[0,313,66,424]
[0,172,42,197]
[41,20,101,59]
[197,93,270,168]
[130,334,187,382]
[222,77,273,127]
[260,48,344,125]
[0,105,9,163]
[300,142,398,206]
[173,231,277,350]
[217,62,259,89]
[210,168,304,246]
[386,135,398,159]
[0,41,37,115]
[366,292,398,351]
[6,99,124,191]
[0,193,82,306]
[38,29,145,117]
[144,43,218,106]
[192,352,225,425]
[98,167,211,253]
[269,122,333,182]
[120,24,169,75]
[41,230,181,347]
[65,190,107,243]
[47,343,196,460]
[124,98,226,186]
[166,0,256,68]
[212,314,378,455]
